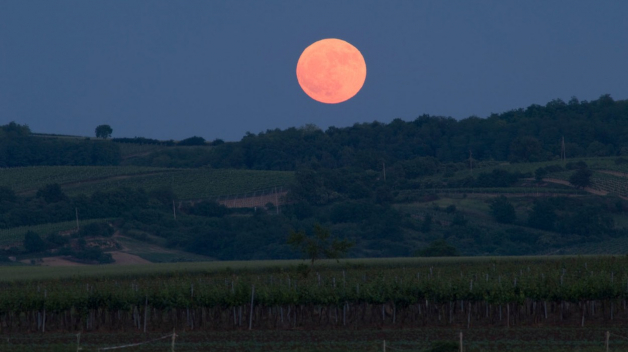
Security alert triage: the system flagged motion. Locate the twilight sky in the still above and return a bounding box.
[1,1,627,141]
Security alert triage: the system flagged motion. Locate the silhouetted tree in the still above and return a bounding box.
[490,196,516,224]
[24,231,46,253]
[287,224,353,265]
[95,125,113,139]
[569,167,593,189]
[36,184,67,203]
[527,200,557,231]
[178,136,206,146]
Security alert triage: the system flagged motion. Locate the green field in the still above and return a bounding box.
[474,157,628,174]
[0,218,113,246]
[0,166,173,193]
[64,168,294,199]
[0,255,574,282]
[1,328,626,352]
[0,165,294,199]
[115,236,216,263]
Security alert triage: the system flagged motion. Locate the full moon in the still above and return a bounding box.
[296,38,366,104]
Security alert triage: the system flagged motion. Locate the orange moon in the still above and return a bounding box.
[296,38,366,104]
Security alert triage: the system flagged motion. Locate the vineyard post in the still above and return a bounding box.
[606,331,610,352]
[143,295,148,333]
[249,284,255,330]
[459,331,463,352]
[171,328,176,352]
[42,289,47,333]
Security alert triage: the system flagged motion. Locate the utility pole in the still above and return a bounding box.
[172,200,176,220]
[469,149,473,173]
[561,136,566,161]
[75,208,79,230]
[382,161,386,182]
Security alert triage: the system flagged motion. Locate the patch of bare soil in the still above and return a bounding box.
[598,170,628,178]
[108,251,151,264]
[217,191,288,208]
[542,178,608,196]
[25,252,150,266]
[29,257,87,266]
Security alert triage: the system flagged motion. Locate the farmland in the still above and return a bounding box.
[2,328,628,351]
[0,166,172,193]
[0,219,112,247]
[2,256,628,351]
[65,168,293,200]
[0,166,294,200]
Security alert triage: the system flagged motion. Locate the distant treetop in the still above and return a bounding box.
[95,124,113,139]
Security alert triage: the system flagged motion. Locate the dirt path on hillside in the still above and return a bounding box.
[181,190,288,209]
[109,251,151,264]
[24,252,151,266]
[24,257,86,266]
[217,191,288,208]
[598,170,628,178]
[542,178,608,196]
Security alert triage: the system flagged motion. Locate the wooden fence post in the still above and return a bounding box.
[606,331,610,352]
[249,285,255,330]
[459,331,463,352]
[143,296,148,333]
[383,340,386,352]
[171,328,176,352]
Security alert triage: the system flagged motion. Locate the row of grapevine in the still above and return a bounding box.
[0,166,294,200]
[2,257,628,332]
[0,166,172,193]
[590,172,628,197]
[65,169,294,200]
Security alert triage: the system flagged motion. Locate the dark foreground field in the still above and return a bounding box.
[2,256,628,351]
[2,327,628,352]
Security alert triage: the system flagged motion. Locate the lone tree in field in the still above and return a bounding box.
[95,124,113,139]
[287,224,353,265]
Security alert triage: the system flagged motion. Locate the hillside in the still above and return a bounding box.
[1,95,628,264]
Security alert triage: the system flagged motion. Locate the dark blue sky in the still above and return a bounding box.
[1,1,627,141]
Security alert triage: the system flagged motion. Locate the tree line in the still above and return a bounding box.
[2,95,626,170]
[130,94,628,170]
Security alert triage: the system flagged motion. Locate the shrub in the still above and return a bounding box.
[24,231,47,253]
[415,239,460,257]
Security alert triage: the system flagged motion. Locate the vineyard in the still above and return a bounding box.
[2,256,628,334]
[64,168,294,200]
[546,170,628,197]
[0,219,112,247]
[0,166,294,200]
[590,172,628,197]
[0,166,173,193]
